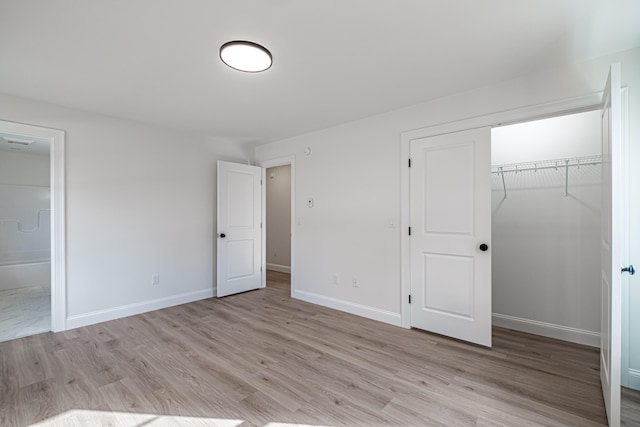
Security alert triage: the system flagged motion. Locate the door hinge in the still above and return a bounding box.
[408,295,412,304]
[408,158,411,168]
[408,227,411,236]
[260,179,263,185]
[260,223,263,229]
[260,266,263,272]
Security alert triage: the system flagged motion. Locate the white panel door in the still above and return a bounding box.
[410,127,492,347]
[217,161,262,297]
[600,64,622,427]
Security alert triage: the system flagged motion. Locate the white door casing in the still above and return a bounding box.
[600,63,622,427]
[217,161,263,297]
[410,127,492,347]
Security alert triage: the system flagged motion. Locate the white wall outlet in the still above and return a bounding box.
[332,274,339,285]
[151,274,160,285]
[307,198,314,208]
[352,276,359,287]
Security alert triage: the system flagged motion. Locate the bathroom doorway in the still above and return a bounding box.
[0,132,51,341]
[0,120,66,340]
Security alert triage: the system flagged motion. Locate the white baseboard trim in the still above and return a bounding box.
[628,369,640,390]
[66,288,214,330]
[492,313,600,347]
[266,263,291,273]
[294,289,402,327]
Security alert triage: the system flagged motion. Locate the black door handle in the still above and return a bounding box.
[219,233,226,238]
[479,243,489,252]
[622,265,635,275]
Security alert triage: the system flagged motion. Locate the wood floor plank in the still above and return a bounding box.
[0,270,607,426]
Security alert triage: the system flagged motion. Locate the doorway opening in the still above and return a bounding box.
[490,110,602,347]
[259,156,295,298]
[0,121,65,340]
[265,164,292,294]
[0,132,51,341]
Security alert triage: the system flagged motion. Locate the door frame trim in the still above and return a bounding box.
[620,86,631,388]
[400,92,603,328]
[0,119,66,332]
[258,156,296,297]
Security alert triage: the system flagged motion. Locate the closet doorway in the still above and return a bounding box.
[260,156,295,297]
[265,164,292,293]
[490,110,602,347]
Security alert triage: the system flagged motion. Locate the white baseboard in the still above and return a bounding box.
[266,263,291,273]
[492,313,600,347]
[628,369,640,390]
[294,289,402,327]
[66,288,214,330]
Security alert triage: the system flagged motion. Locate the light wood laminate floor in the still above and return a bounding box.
[0,271,607,426]
[622,386,640,426]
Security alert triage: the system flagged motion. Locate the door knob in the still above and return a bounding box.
[479,243,489,252]
[622,265,635,275]
[219,233,226,238]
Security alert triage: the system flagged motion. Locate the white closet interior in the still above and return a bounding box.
[491,110,602,346]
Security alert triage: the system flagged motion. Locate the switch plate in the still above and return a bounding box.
[352,276,359,287]
[307,198,314,208]
[152,274,160,285]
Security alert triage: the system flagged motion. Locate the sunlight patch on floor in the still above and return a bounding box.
[30,410,335,427]
[30,410,244,427]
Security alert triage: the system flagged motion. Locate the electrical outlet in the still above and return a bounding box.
[332,274,339,285]
[151,274,160,285]
[352,276,359,288]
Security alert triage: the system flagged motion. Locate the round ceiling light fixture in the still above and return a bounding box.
[219,40,272,73]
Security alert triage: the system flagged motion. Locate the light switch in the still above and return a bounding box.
[307,198,314,208]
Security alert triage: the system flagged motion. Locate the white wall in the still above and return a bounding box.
[254,48,640,333]
[0,93,250,326]
[266,165,291,271]
[491,111,602,345]
[491,111,602,164]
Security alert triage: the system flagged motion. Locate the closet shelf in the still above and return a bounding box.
[491,155,602,198]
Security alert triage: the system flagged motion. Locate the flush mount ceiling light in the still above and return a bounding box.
[219,40,272,73]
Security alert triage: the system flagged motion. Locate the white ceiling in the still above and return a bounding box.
[0,1,638,145]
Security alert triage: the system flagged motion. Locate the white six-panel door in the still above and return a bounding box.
[410,127,492,347]
[600,64,622,427]
[217,161,263,297]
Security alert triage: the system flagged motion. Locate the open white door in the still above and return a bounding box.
[217,161,262,297]
[410,127,492,347]
[600,63,622,427]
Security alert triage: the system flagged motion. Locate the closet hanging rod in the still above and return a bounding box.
[491,155,602,174]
